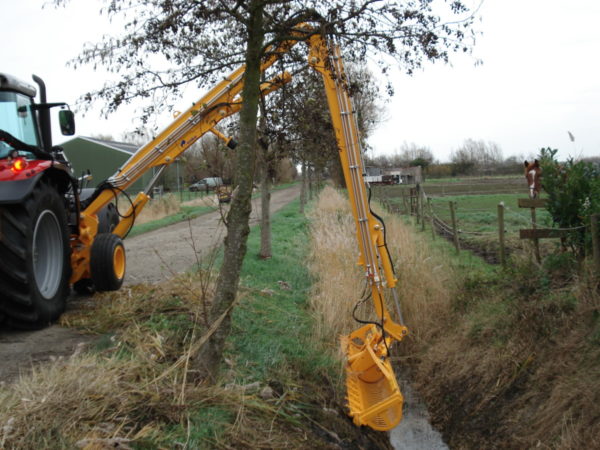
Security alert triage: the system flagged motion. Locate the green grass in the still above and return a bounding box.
[429,194,553,234]
[373,177,557,259]
[424,174,522,184]
[158,197,339,445]
[229,200,337,383]
[126,204,216,238]
[156,407,234,449]
[374,177,526,198]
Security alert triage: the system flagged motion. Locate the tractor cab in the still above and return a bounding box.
[0,72,75,158]
[0,74,40,157]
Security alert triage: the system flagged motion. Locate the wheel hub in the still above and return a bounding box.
[32,209,63,299]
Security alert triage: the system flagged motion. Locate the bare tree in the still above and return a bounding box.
[450,138,503,174]
[54,0,480,381]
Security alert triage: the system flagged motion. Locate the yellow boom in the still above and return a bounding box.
[309,35,409,430]
[71,28,408,431]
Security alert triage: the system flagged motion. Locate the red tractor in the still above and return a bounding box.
[0,73,120,328]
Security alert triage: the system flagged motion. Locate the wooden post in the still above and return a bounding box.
[421,191,426,232]
[498,202,506,268]
[428,197,435,240]
[592,214,600,276]
[449,201,460,254]
[402,190,408,215]
[416,184,421,225]
[530,206,541,263]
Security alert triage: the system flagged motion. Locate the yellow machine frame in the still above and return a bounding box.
[72,29,408,431]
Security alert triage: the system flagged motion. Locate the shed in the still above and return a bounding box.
[383,166,423,184]
[60,136,151,193]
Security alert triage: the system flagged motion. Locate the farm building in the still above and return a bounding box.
[60,136,153,193]
[365,165,423,184]
[384,166,423,184]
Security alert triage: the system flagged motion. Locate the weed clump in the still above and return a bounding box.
[406,247,600,448]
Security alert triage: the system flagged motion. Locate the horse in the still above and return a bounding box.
[524,160,542,199]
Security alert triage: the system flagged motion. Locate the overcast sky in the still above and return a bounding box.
[3,1,599,163]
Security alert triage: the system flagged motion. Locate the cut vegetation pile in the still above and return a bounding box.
[0,196,388,449]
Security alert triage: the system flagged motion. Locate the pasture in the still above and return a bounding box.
[372,176,558,263]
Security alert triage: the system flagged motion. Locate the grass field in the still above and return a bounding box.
[372,176,559,262]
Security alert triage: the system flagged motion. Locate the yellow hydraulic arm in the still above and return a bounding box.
[69,26,408,431]
[69,60,292,285]
[308,35,409,431]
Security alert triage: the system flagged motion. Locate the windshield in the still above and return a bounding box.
[0,91,39,158]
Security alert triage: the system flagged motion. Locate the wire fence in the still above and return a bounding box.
[378,184,597,267]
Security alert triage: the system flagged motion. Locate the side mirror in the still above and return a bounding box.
[59,109,75,136]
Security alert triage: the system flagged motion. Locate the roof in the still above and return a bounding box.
[78,136,140,155]
[0,72,37,97]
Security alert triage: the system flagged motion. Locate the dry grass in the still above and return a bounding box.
[307,187,363,343]
[0,274,214,448]
[0,347,316,449]
[61,273,215,333]
[182,195,219,208]
[0,223,380,448]
[0,271,321,449]
[125,194,182,225]
[307,186,456,350]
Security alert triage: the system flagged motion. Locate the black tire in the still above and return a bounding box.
[97,203,119,234]
[90,233,126,291]
[0,181,71,328]
[73,278,95,296]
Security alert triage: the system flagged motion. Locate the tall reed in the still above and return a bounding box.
[307,186,456,350]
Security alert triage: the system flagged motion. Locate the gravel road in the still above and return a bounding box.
[124,185,301,285]
[0,185,301,383]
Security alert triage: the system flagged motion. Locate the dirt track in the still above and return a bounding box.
[0,186,301,384]
[124,185,301,285]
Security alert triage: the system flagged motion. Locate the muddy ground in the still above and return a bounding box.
[0,186,300,384]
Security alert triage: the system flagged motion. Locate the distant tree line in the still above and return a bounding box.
[365,138,525,178]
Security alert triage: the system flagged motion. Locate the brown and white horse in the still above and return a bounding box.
[524,160,541,199]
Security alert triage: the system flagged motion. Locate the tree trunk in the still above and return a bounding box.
[299,160,307,214]
[193,0,264,381]
[258,143,272,259]
[308,164,314,200]
[259,171,272,258]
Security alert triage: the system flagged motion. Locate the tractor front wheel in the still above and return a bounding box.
[90,233,126,291]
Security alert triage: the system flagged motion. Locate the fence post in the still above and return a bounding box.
[592,213,600,276]
[498,202,506,268]
[530,206,541,263]
[416,184,421,225]
[428,197,435,240]
[421,191,426,232]
[449,201,460,254]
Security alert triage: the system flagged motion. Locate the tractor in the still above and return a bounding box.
[0,73,119,328]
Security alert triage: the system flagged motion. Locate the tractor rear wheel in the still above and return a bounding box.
[0,180,71,328]
[90,233,126,291]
